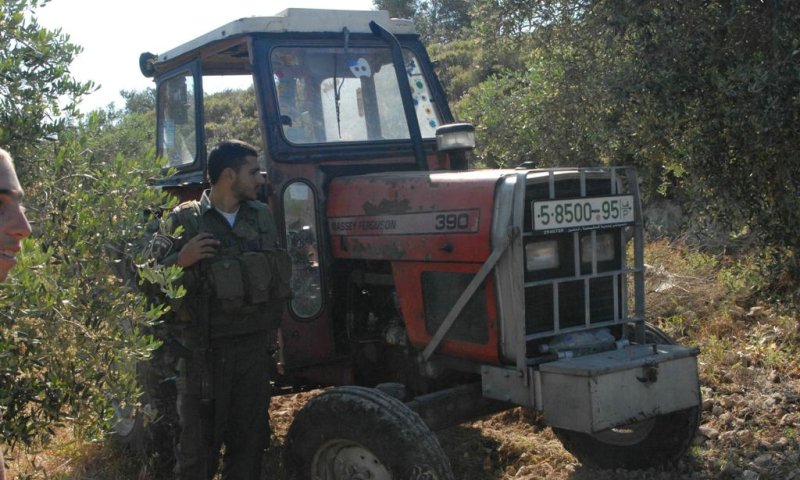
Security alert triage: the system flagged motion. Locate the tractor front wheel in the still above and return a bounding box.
[284,386,454,480]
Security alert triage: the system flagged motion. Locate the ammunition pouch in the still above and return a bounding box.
[241,252,272,304]
[208,256,246,314]
[206,251,291,305]
[209,257,244,300]
[200,250,292,335]
[206,254,269,313]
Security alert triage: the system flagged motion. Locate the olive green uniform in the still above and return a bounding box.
[146,192,289,480]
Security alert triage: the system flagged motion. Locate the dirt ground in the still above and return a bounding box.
[6,351,798,480]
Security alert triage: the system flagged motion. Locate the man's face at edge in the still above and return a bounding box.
[0,155,32,282]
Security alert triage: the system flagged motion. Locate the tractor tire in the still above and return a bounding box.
[552,322,701,469]
[632,322,678,345]
[552,405,701,469]
[284,386,454,480]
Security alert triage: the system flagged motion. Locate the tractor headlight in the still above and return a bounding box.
[581,233,615,263]
[526,240,559,271]
[435,123,476,151]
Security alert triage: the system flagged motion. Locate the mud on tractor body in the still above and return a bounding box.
[128,9,701,478]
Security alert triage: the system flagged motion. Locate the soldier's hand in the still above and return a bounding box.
[176,232,220,267]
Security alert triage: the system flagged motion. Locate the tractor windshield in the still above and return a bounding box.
[271,46,442,145]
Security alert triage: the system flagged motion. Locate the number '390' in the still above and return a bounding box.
[435,213,470,230]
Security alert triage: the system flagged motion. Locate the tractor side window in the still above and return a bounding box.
[271,46,442,145]
[158,72,196,167]
[284,182,322,318]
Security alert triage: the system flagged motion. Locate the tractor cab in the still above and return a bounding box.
[140,9,471,191]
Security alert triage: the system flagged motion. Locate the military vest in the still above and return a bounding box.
[172,199,292,340]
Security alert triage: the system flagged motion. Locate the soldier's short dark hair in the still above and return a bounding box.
[207,140,259,185]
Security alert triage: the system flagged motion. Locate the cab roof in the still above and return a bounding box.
[154,9,416,65]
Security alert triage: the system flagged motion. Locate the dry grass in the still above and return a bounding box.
[5,430,140,480]
[5,240,800,479]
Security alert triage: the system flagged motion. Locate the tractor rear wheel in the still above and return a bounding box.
[552,405,700,469]
[552,322,700,469]
[630,321,677,345]
[284,386,454,480]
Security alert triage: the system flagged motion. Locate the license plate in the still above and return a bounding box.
[532,195,635,232]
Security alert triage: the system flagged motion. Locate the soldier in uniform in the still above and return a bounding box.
[0,148,33,480]
[144,140,290,480]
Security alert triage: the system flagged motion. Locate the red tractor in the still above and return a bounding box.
[134,8,701,478]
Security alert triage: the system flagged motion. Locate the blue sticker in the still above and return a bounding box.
[429,119,437,128]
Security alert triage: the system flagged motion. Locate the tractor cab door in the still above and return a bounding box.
[154,65,204,200]
[153,47,261,200]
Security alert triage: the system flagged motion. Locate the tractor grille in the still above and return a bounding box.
[520,169,641,349]
[423,271,489,343]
